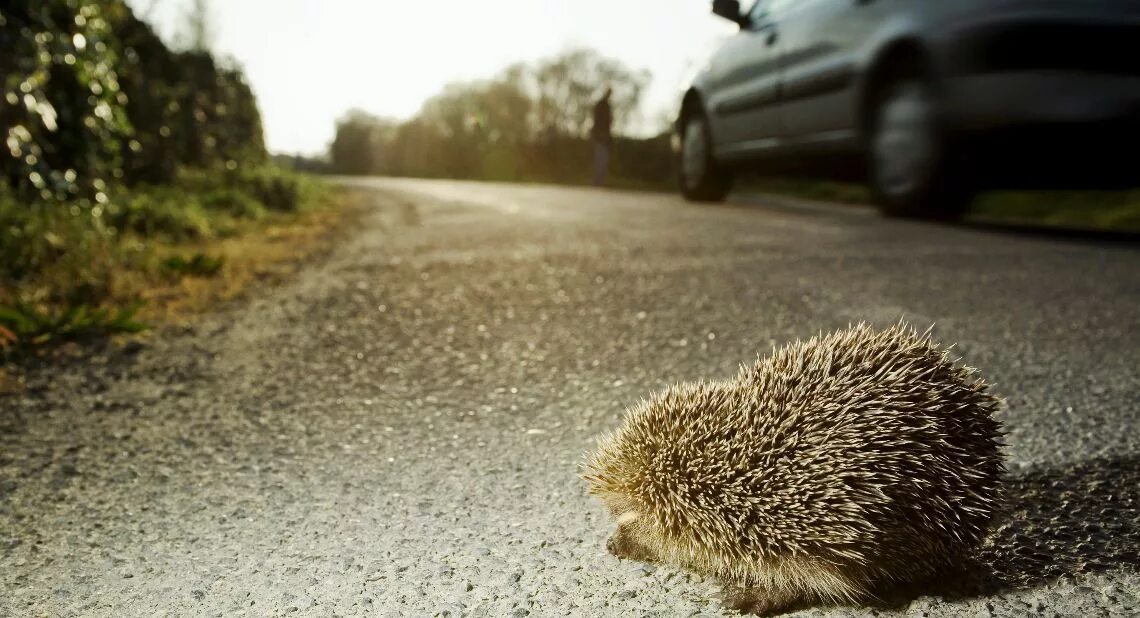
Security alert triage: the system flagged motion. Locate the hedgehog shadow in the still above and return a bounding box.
[875,454,1140,607]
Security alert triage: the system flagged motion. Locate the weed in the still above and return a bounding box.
[0,325,16,351]
[0,302,147,347]
[163,253,225,277]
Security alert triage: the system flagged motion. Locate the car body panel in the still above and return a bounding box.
[775,0,869,139]
[704,27,782,149]
[702,1,784,149]
[682,0,1140,188]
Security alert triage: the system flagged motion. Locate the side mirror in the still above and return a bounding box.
[712,0,747,27]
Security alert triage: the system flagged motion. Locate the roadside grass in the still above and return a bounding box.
[136,199,360,323]
[163,253,226,278]
[971,191,1140,232]
[0,166,362,361]
[737,176,1140,233]
[0,303,147,347]
[510,168,1140,233]
[738,177,871,205]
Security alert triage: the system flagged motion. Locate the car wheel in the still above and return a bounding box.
[679,109,733,203]
[869,79,972,219]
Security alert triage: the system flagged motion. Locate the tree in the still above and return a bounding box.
[326,47,659,184]
[1,0,268,195]
[140,0,163,21]
[530,48,651,138]
[0,0,132,201]
[180,0,215,52]
[330,110,395,176]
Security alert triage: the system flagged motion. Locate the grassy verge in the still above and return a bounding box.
[737,176,1140,233]
[0,165,362,362]
[136,198,360,323]
[489,166,1140,232]
[737,177,871,205]
[970,191,1140,232]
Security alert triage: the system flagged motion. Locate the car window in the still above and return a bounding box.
[747,0,772,24]
[748,0,798,26]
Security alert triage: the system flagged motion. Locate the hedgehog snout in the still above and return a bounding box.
[605,533,623,556]
[606,521,659,563]
[605,527,640,560]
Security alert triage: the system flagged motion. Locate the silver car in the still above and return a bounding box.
[677,0,1140,218]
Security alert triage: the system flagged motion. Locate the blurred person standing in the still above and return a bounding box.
[591,88,613,187]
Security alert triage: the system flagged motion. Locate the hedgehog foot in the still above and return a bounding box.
[718,583,787,616]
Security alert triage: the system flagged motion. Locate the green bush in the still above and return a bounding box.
[231,165,306,213]
[106,190,213,241]
[3,166,324,302]
[101,166,307,242]
[179,163,310,214]
[0,197,124,306]
[201,188,266,220]
[0,2,323,353]
[0,192,56,282]
[2,1,269,198]
[1,1,132,202]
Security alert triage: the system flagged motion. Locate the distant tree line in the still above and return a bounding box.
[0,0,266,204]
[327,48,677,187]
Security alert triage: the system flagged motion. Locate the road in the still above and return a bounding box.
[2,179,1138,617]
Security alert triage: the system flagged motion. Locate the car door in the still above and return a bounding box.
[775,0,882,145]
[704,0,784,156]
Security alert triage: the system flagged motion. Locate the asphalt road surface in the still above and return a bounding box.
[2,179,1138,617]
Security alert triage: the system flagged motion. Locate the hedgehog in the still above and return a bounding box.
[581,322,1005,615]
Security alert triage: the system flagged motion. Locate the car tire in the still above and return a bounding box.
[679,109,733,203]
[868,79,973,219]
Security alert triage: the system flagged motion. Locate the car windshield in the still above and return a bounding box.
[748,0,771,22]
[749,0,799,23]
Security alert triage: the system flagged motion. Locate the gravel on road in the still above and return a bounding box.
[2,179,1138,617]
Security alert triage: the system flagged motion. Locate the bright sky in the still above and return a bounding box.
[126,0,737,155]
